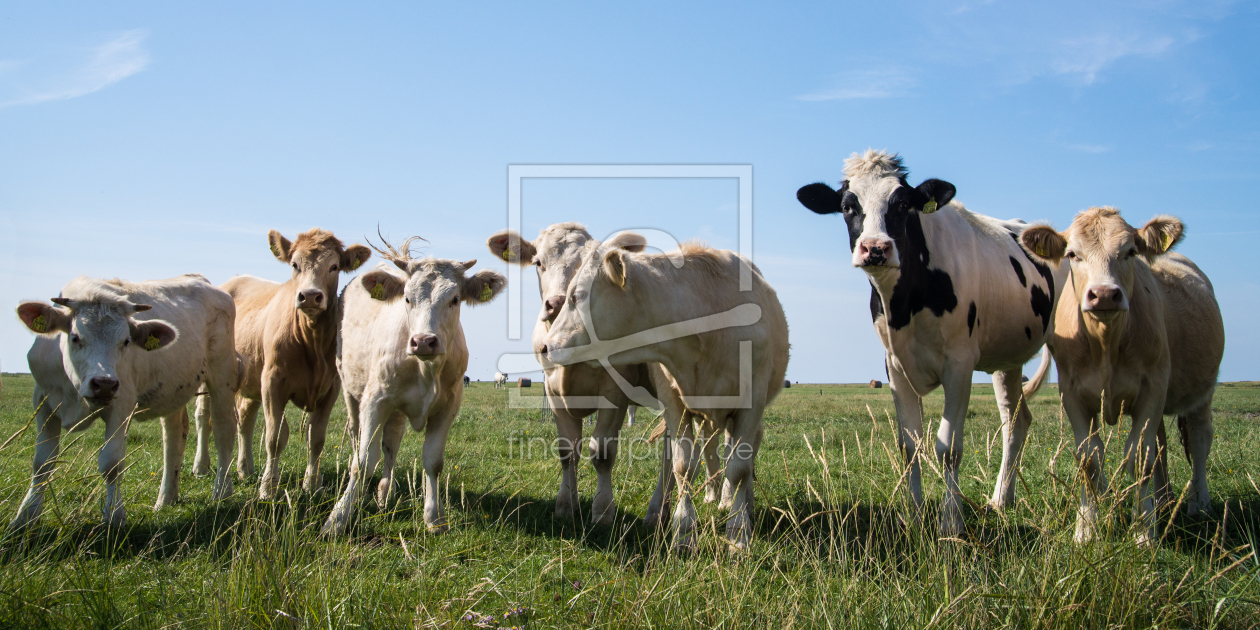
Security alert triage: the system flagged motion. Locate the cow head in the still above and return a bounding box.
[487,223,646,327]
[537,241,646,368]
[1020,207,1183,322]
[17,280,177,406]
[268,228,371,319]
[797,150,955,270]
[359,244,506,359]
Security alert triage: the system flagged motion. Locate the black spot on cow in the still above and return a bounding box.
[1025,326,1032,340]
[1030,285,1052,333]
[967,302,977,336]
[1009,256,1027,287]
[887,211,958,329]
[869,285,884,323]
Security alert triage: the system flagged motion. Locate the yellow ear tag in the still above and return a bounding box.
[1161,232,1175,252]
[350,257,361,271]
[502,249,515,262]
[922,199,938,214]
[31,315,47,333]
[270,242,281,257]
[145,335,161,351]
[369,283,385,300]
[479,284,493,302]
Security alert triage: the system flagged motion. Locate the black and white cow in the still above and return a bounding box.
[796,150,1065,536]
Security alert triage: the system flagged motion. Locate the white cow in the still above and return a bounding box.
[489,224,726,526]
[323,240,506,535]
[12,275,238,528]
[539,242,790,550]
[797,150,1063,536]
[494,372,508,389]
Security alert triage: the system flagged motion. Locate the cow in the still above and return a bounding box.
[12,275,238,528]
[192,228,371,500]
[489,224,726,526]
[322,238,505,535]
[537,241,790,550]
[796,150,1064,537]
[1019,208,1224,544]
[493,372,507,389]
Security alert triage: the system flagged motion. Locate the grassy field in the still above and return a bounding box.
[0,373,1257,629]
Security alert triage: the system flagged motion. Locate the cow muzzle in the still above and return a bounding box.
[1082,284,1127,315]
[295,289,326,313]
[409,333,445,358]
[87,376,120,405]
[856,238,897,268]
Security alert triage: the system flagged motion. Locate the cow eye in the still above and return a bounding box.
[404,297,410,304]
[1125,249,1137,259]
[450,296,459,306]
[331,264,339,272]
[1066,251,1077,260]
[123,338,130,347]
[291,263,299,271]
[70,334,80,344]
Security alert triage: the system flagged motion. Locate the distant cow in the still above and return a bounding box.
[323,239,505,534]
[193,228,370,499]
[493,372,507,389]
[797,150,1063,536]
[13,275,238,527]
[1020,208,1224,544]
[490,224,725,526]
[539,242,790,550]
[463,375,470,385]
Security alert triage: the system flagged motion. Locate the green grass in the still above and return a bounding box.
[0,373,1257,629]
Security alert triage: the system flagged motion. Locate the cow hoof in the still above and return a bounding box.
[259,480,279,501]
[703,487,719,504]
[425,521,450,534]
[1135,531,1157,549]
[154,496,175,510]
[591,498,616,525]
[192,464,212,478]
[321,516,348,537]
[103,508,126,529]
[212,478,235,501]
[304,474,324,494]
[643,510,669,529]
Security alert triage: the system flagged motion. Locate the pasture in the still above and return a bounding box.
[0,373,1257,629]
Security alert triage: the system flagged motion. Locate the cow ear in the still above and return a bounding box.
[603,249,627,288]
[1134,215,1184,257]
[797,183,844,215]
[916,179,956,213]
[487,231,537,266]
[360,270,405,301]
[268,230,293,263]
[130,319,178,351]
[17,302,71,336]
[604,231,647,253]
[341,244,372,272]
[1020,225,1068,262]
[462,269,507,304]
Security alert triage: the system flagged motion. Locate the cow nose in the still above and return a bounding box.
[1084,285,1124,311]
[90,376,119,400]
[409,334,443,356]
[544,295,566,322]
[296,290,325,309]
[858,238,893,265]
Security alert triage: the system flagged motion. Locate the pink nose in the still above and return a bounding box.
[296,290,324,308]
[544,295,566,322]
[1084,285,1124,311]
[409,334,443,356]
[857,238,893,265]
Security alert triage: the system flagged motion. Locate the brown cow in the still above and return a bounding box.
[193,228,371,499]
[1021,208,1224,544]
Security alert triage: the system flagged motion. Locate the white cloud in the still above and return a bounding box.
[0,30,149,108]
[797,67,917,101]
[1052,32,1175,84]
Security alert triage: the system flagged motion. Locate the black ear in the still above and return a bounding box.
[916,179,956,211]
[797,183,844,215]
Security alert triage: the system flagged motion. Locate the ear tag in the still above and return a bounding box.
[350,257,362,271]
[145,335,161,351]
[1033,242,1053,259]
[479,284,493,302]
[31,315,47,333]
[502,249,515,262]
[1161,232,1175,252]
[270,242,281,257]
[369,283,386,300]
[922,198,938,214]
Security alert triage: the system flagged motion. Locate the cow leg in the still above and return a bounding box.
[421,405,458,532]
[302,384,340,493]
[100,409,130,527]
[344,391,361,472]
[1063,395,1107,543]
[323,394,390,536]
[989,368,1032,510]
[553,406,585,521]
[192,386,213,477]
[376,411,407,509]
[887,357,925,515]
[724,408,763,551]
[236,397,261,480]
[258,378,289,500]
[10,401,61,529]
[698,415,728,506]
[670,413,702,550]
[589,405,627,525]
[155,408,190,509]
[1127,400,1167,546]
[936,362,973,538]
[646,391,687,529]
[1183,404,1214,516]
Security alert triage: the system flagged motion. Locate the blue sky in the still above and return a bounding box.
[1,0,1257,384]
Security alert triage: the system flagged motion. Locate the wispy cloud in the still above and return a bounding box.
[797,67,917,101]
[1052,32,1175,84]
[0,30,149,108]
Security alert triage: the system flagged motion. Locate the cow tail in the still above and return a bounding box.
[648,418,668,444]
[1022,345,1052,399]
